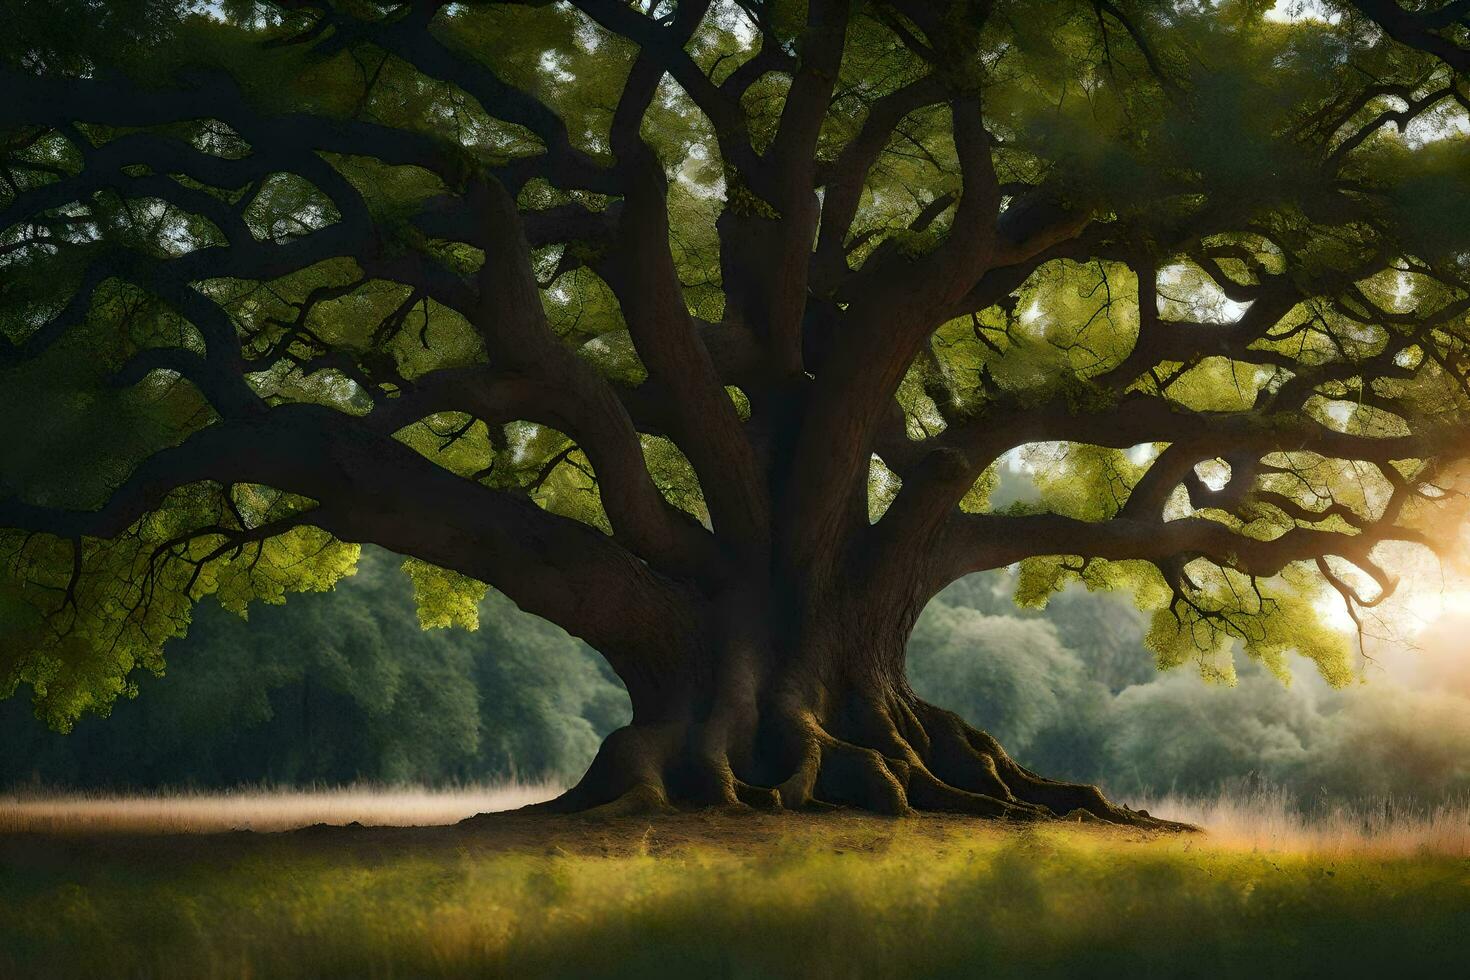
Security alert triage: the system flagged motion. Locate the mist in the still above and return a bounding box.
[6,547,1470,808]
[909,575,1470,806]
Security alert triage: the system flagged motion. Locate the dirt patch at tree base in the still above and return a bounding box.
[0,807,1180,872]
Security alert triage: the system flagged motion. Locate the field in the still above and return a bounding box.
[2,790,1469,979]
[0,784,561,835]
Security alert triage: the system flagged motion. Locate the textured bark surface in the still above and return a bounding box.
[532,622,1180,830]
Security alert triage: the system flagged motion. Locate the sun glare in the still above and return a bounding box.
[1314,535,1470,663]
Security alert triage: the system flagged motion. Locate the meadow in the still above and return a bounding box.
[0,784,561,835]
[2,787,1469,979]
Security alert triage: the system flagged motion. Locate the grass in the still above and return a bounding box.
[7,782,1469,855]
[1,792,1469,979]
[0,783,559,835]
[1139,787,1470,857]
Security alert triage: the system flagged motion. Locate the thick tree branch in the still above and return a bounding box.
[594,153,770,550]
[1347,0,1470,73]
[811,74,946,293]
[0,403,704,683]
[568,0,760,173]
[935,507,1436,591]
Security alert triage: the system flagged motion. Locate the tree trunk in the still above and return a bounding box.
[531,593,1176,829]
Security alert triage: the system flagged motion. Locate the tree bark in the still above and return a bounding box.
[525,590,1179,829]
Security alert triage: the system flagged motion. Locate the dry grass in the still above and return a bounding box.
[1132,787,1470,856]
[0,782,559,834]
[4,783,1469,855]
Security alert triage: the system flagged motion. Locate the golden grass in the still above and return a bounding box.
[0,782,559,834]
[2,813,1467,979]
[5,783,1468,855]
[1134,788,1470,857]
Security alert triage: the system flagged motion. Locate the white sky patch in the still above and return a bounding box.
[1264,0,1341,24]
[1006,442,1163,478]
[1162,484,1194,521]
[1194,457,1232,492]
[1128,443,1160,466]
[1403,102,1470,147]
[1000,445,1033,474]
[1157,264,1253,324]
[1322,400,1355,427]
[710,0,759,46]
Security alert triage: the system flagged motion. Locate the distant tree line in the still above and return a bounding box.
[910,576,1470,806]
[6,547,1470,806]
[0,547,628,788]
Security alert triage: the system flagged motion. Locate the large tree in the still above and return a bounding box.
[4,0,1470,822]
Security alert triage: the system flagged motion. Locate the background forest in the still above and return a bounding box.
[7,540,1469,807]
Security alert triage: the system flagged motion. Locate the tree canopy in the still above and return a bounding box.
[4,0,1470,783]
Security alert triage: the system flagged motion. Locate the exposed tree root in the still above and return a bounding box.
[516,693,1195,831]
